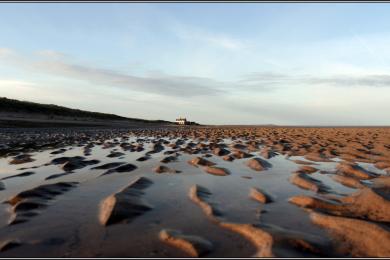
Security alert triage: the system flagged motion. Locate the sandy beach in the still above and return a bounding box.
[0,125,388,257]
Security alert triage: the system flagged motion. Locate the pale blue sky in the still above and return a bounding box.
[1,3,390,125]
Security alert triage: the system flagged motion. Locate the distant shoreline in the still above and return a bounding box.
[1,117,389,129]
[203,124,390,128]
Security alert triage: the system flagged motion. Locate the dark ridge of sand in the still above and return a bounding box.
[50,148,67,155]
[160,155,178,164]
[259,147,278,159]
[0,240,22,252]
[291,160,318,165]
[257,223,336,257]
[9,154,35,165]
[106,151,125,158]
[83,144,93,156]
[45,172,73,180]
[147,143,165,154]
[203,166,230,176]
[188,185,274,257]
[212,147,230,156]
[295,166,318,174]
[159,229,213,257]
[188,157,216,167]
[289,187,390,222]
[289,172,329,193]
[100,163,137,176]
[91,162,125,170]
[99,176,153,226]
[231,150,253,159]
[304,153,333,162]
[1,171,35,180]
[62,159,100,172]
[136,155,150,162]
[310,212,390,257]
[336,161,379,180]
[5,182,78,225]
[153,165,180,174]
[246,157,272,171]
[249,187,273,204]
[219,222,274,257]
[222,155,235,161]
[48,156,100,172]
[331,175,365,189]
[188,185,221,223]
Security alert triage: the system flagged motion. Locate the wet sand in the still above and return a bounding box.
[0,126,389,257]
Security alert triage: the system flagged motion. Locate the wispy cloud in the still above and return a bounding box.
[0,48,226,98]
[306,74,390,87]
[3,47,389,99]
[240,71,390,88]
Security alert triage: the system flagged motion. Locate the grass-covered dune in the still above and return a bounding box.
[0,97,172,125]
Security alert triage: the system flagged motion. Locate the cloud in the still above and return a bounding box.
[3,47,389,101]
[0,48,225,98]
[240,71,390,88]
[306,74,390,87]
[34,60,225,97]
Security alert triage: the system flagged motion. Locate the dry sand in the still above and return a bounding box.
[0,126,389,257]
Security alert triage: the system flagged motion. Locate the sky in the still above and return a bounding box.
[1,3,390,125]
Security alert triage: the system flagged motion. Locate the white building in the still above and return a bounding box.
[175,117,187,125]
